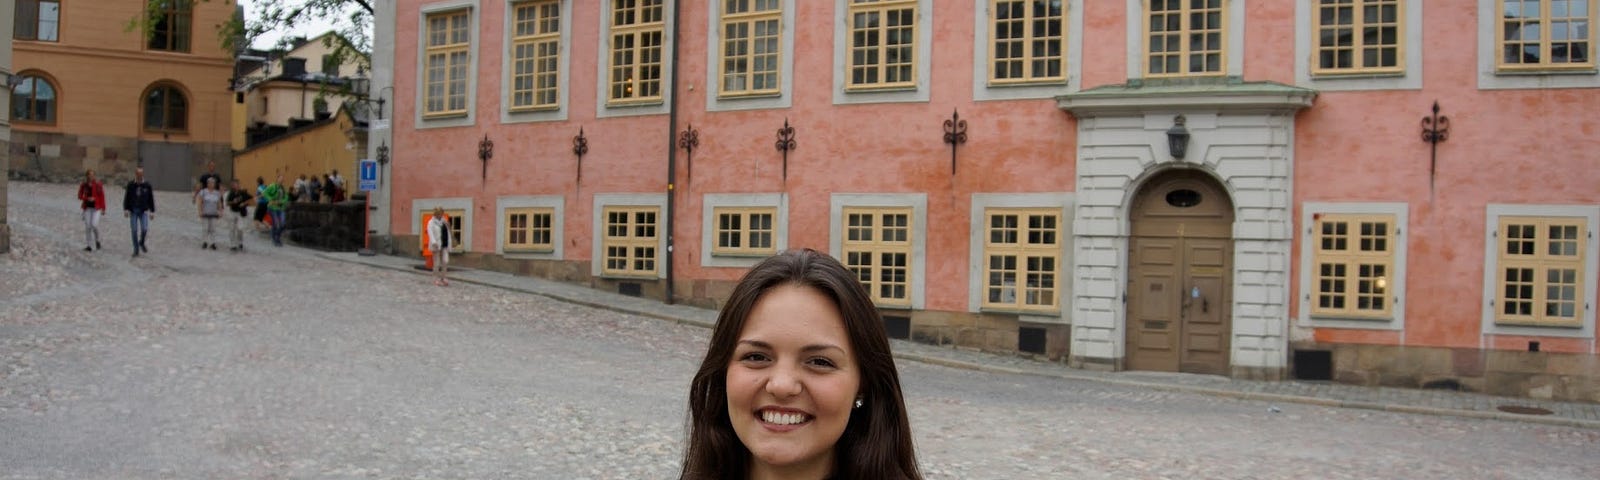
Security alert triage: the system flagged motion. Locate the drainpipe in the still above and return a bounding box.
[663,0,682,305]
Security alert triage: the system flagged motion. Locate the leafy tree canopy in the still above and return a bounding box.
[136,0,372,67]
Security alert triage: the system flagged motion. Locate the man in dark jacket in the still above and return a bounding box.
[123,167,157,257]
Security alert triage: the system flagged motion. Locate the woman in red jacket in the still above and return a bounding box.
[77,169,107,251]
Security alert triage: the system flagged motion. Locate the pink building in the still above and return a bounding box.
[381,0,1600,402]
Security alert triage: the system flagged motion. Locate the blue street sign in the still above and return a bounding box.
[358,159,379,192]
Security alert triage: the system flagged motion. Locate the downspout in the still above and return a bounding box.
[663,0,682,305]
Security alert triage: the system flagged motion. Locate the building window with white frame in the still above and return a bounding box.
[847,0,918,89]
[511,0,561,111]
[1313,0,1403,75]
[990,0,1065,84]
[424,9,472,117]
[713,207,777,256]
[1496,216,1586,327]
[420,209,466,253]
[603,206,660,276]
[505,207,555,253]
[983,208,1061,312]
[1498,0,1595,70]
[1145,0,1225,77]
[842,207,913,307]
[1311,213,1396,318]
[609,0,665,104]
[720,0,783,96]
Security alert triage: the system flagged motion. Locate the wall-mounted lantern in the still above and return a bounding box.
[1166,114,1190,159]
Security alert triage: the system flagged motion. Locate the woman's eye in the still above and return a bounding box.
[806,357,837,369]
[738,352,771,363]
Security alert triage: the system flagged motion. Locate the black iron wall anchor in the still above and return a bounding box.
[678,124,700,185]
[573,127,589,184]
[943,108,968,175]
[1420,101,1449,192]
[477,134,495,181]
[775,118,797,184]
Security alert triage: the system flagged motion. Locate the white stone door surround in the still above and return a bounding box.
[1059,82,1315,379]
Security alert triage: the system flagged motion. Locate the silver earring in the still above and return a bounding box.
[853,398,864,409]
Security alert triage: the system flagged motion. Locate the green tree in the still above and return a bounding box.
[135,0,372,66]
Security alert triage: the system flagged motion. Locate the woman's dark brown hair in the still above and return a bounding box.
[679,249,922,480]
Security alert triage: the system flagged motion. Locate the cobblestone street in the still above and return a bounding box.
[2,181,1597,479]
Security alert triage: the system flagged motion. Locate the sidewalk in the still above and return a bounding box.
[320,251,1600,430]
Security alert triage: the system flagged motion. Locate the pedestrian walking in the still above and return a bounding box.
[194,161,221,204]
[77,169,107,252]
[329,169,345,202]
[309,175,323,203]
[265,175,290,247]
[253,176,269,229]
[196,178,223,250]
[293,175,309,203]
[224,178,253,252]
[678,249,923,480]
[320,174,336,203]
[427,207,451,286]
[123,167,157,257]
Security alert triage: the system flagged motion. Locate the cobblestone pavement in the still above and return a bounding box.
[3,181,1598,479]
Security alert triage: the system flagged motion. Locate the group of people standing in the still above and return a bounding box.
[75,167,154,257]
[291,171,346,204]
[75,162,299,257]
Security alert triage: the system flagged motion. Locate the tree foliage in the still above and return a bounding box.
[136,0,373,64]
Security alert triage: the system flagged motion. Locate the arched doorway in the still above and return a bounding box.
[1126,169,1234,375]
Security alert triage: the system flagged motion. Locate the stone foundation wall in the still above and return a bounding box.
[1312,343,1600,403]
[6,131,232,187]
[909,310,1071,361]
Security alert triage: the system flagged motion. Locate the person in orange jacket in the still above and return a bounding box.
[77,169,107,252]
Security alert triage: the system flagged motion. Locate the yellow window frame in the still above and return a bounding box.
[842,207,913,308]
[1311,214,1396,319]
[712,207,778,257]
[1496,0,1597,72]
[1311,0,1404,76]
[510,0,562,111]
[602,206,660,277]
[420,209,467,253]
[504,207,555,253]
[1496,216,1586,327]
[982,208,1062,313]
[846,0,919,90]
[424,10,472,117]
[719,0,784,97]
[608,0,666,105]
[1143,0,1227,78]
[988,0,1067,84]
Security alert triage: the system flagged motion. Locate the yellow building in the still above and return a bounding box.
[9,0,233,190]
[233,107,365,192]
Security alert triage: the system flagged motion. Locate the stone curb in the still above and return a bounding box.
[321,253,1600,431]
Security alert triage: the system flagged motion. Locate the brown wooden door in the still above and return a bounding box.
[1126,170,1233,375]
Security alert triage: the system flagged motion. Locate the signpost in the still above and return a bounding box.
[357,159,379,256]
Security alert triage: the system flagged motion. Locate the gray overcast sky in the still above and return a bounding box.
[235,0,349,49]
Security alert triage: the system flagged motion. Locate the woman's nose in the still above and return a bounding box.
[765,364,803,398]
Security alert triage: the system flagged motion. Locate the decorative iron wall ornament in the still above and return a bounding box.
[678,123,700,184]
[375,142,390,165]
[775,118,796,183]
[943,109,968,175]
[477,134,495,181]
[573,127,589,184]
[1420,101,1449,192]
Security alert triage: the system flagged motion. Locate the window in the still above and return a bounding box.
[505,207,555,252]
[990,0,1065,83]
[143,83,187,133]
[1311,214,1396,318]
[1499,0,1595,70]
[147,0,192,52]
[720,0,782,96]
[321,54,340,76]
[420,209,466,252]
[609,0,665,104]
[511,0,561,110]
[1313,0,1402,75]
[1145,0,1225,77]
[712,207,777,256]
[603,206,660,276]
[982,209,1061,312]
[13,0,60,42]
[842,207,913,307]
[847,0,918,89]
[9,74,57,124]
[1496,216,1586,327]
[424,10,472,117]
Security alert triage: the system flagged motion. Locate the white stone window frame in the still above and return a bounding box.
[415,1,481,129]
[1480,204,1599,339]
[596,0,677,118]
[1293,0,1423,91]
[1124,0,1245,80]
[701,193,789,267]
[501,0,573,124]
[831,0,934,105]
[968,192,1075,323]
[1298,202,1410,331]
[1477,0,1600,90]
[829,193,928,310]
[972,0,1085,100]
[496,195,564,259]
[591,193,669,278]
[410,197,475,252]
[706,0,796,111]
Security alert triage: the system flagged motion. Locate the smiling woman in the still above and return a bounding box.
[680,249,923,480]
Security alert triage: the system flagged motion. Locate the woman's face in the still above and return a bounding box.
[726,284,861,477]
